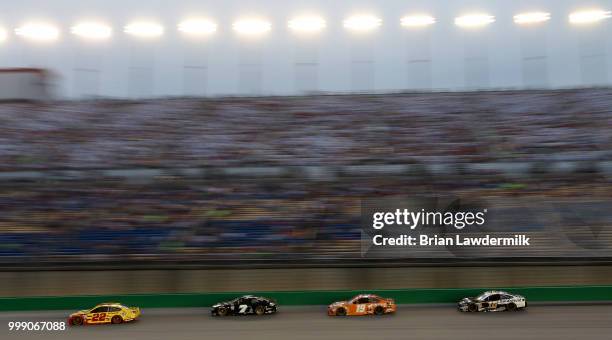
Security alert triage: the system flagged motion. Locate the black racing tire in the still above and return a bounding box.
[111,315,123,324]
[374,306,385,315]
[468,304,478,313]
[336,307,347,316]
[254,305,266,316]
[217,307,229,316]
[71,316,84,326]
[507,303,517,312]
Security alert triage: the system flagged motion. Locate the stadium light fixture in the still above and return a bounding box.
[514,12,551,25]
[233,19,271,35]
[343,15,382,32]
[288,16,326,33]
[569,10,612,25]
[124,22,164,38]
[400,15,436,27]
[455,14,495,28]
[71,22,112,40]
[15,23,60,41]
[178,19,217,36]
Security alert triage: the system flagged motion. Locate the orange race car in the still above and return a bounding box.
[328,294,396,316]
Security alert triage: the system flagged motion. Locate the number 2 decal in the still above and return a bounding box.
[91,313,107,322]
[238,305,249,314]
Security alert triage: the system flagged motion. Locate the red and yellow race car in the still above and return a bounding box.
[68,302,140,326]
[328,294,396,316]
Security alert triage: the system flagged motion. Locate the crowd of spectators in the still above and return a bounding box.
[1,89,612,264]
[0,88,611,171]
[1,175,611,263]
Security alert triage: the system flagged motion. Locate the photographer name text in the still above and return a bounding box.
[373,234,531,247]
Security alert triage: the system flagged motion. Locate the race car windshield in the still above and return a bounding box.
[475,293,490,301]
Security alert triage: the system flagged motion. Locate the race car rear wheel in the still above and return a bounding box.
[217,307,229,316]
[111,315,123,324]
[507,303,517,312]
[254,305,266,316]
[335,308,347,316]
[468,304,478,313]
[71,317,83,326]
[374,306,385,315]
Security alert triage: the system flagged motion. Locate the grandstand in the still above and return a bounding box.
[0,1,611,267]
[0,89,611,171]
[0,89,611,267]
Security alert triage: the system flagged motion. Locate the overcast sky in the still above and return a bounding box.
[2,0,612,98]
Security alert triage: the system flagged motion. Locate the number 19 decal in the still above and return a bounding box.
[356,305,366,313]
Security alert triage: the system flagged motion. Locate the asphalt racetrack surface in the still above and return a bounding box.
[1,305,611,340]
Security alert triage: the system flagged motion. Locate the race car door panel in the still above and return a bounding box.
[88,306,110,324]
[351,297,370,315]
[237,298,251,314]
[487,294,501,310]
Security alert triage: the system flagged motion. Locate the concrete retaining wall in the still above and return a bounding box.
[2,266,612,297]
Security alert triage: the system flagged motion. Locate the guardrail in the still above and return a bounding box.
[4,257,612,272]
[1,159,612,181]
[2,286,611,311]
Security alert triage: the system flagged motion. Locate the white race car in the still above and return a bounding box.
[458,290,527,312]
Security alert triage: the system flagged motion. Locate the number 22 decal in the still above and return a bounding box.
[91,313,107,322]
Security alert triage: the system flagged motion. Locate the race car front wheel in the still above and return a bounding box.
[506,303,517,312]
[336,308,347,316]
[374,306,384,315]
[111,315,123,324]
[71,317,83,326]
[468,304,478,313]
[254,305,266,316]
[217,307,229,316]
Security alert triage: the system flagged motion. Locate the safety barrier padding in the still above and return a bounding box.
[1,285,611,311]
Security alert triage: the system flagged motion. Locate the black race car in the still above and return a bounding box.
[458,290,527,312]
[211,295,277,316]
